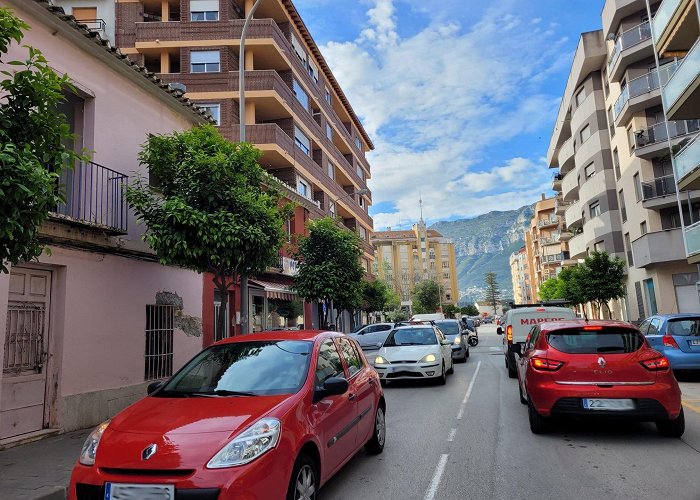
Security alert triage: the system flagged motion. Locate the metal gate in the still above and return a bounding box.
[3,303,47,374]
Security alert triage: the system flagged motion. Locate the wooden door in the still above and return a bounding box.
[1,268,52,439]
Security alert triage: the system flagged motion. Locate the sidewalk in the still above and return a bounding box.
[0,429,90,500]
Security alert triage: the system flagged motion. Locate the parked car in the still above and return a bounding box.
[483,316,493,324]
[514,320,684,437]
[498,305,576,378]
[348,323,395,352]
[434,319,469,362]
[69,331,386,499]
[373,325,454,385]
[639,314,700,371]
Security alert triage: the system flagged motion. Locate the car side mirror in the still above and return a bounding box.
[147,381,163,395]
[496,327,504,335]
[314,376,349,403]
[440,339,451,345]
[509,343,523,356]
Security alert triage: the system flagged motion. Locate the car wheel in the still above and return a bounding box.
[465,347,470,359]
[365,405,386,455]
[380,379,387,387]
[507,353,517,379]
[447,359,454,375]
[286,453,319,500]
[437,363,447,385]
[656,408,685,438]
[528,400,549,434]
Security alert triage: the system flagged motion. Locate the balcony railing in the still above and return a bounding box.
[537,216,559,228]
[540,233,561,246]
[675,133,700,182]
[607,21,651,73]
[653,0,682,45]
[613,62,678,119]
[663,38,700,114]
[541,252,568,263]
[641,174,677,199]
[635,119,700,148]
[53,161,128,234]
[686,221,700,257]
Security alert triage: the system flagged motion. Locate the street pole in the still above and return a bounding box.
[238,0,262,335]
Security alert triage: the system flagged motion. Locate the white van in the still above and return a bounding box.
[497,306,576,378]
[411,313,445,321]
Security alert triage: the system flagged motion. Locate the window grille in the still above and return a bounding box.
[145,305,175,380]
[4,302,46,374]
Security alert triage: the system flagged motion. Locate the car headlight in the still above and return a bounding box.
[207,418,281,468]
[79,420,110,466]
[420,353,437,363]
[374,355,388,365]
[454,335,462,345]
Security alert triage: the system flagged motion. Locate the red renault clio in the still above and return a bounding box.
[69,331,386,500]
[513,320,684,436]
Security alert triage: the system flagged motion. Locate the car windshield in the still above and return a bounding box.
[157,341,312,397]
[667,319,700,337]
[547,327,644,354]
[384,328,437,346]
[435,322,460,335]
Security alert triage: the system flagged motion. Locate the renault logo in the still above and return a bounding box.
[142,444,157,461]
[597,357,606,368]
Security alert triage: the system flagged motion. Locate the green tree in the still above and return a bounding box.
[443,304,459,318]
[125,126,288,336]
[412,279,441,314]
[0,9,83,273]
[294,217,365,329]
[270,299,304,327]
[483,272,501,315]
[385,308,408,322]
[461,304,479,316]
[576,251,626,318]
[361,279,390,315]
[539,277,566,301]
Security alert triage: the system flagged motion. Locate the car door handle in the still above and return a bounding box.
[348,393,356,401]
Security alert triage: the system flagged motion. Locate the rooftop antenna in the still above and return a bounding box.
[419,192,424,224]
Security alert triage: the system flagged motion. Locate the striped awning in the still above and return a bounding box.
[249,279,296,301]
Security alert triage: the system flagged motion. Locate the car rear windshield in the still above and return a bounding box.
[434,322,460,335]
[384,328,437,346]
[667,319,700,337]
[157,341,312,397]
[547,327,644,354]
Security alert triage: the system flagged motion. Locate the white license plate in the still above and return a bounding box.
[583,398,635,411]
[105,483,174,500]
[690,339,700,346]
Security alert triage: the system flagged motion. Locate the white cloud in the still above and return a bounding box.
[318,0,566,228]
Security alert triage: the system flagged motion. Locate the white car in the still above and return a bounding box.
[373,325,454,385]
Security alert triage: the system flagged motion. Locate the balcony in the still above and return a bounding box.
[686,221,700,262]
[540,233,561,246]
[51,161,128,235]
[568,233,587,260]
[537,216,559,228]
[632,228,687,267]
[562,170,579,202]
[653,0,698,55]
[555,198,570,216]
[613,62,678,125]
[641,174,680,210]
[607,21,653,83]
[634,119,700,159]
[675,133,700,191]
[565,200,583,229]
[558,137,575,174]
[663,39,700,120]
[552,172,563,191]
[541,252,569,264]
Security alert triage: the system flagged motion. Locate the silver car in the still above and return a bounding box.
[433,320,469,362]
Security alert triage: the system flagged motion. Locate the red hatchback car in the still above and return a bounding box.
[69,331,386,500]
[513,320,684,437]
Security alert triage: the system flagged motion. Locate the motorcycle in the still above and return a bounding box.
[467,331,479,346]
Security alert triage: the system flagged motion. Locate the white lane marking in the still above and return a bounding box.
[424,454,449,500]
[457,360,482,419]
[447,428,457,442]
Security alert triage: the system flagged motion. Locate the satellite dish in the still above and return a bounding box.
[168,82,186,94]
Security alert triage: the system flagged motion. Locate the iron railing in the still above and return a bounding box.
[635,119,700,148]
[54,161,128,234]
[613,61,678,119]
[537,216,559,228]
[607,21,651,73]
[145,304,175,381]
[3,302,46,374]
[641,174,677,199]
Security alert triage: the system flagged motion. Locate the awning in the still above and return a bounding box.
[249,279,297,301]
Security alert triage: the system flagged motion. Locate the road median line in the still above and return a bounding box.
[424,454,449,500]
[682,400,700,415]
[457,360,481,420]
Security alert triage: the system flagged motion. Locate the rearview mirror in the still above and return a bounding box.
[440,339,451,345]
[320,377,349,398]
[147,381,163,395]
[496,327,504,335]
[509,343,523,356]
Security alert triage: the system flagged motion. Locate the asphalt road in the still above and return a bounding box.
[321,324,700,500]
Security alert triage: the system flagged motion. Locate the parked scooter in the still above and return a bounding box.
[461,317,479,346]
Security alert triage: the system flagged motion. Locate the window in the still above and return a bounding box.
[627,126,635,152]
[297,178,310,198]
[644,278,658,316]
[338,338,363,377]
[308,58,319,84]
[547,327,644,354]
[292,79,309,110]
[198,103,220,125]
[633,173,642,201]
[619,190,627,222]
[580,124,591,143]
[326,123,333,140]
[607,107,615,137]
[294,126,311,155]
[589,201,601,218]
[291,34,307,63]
[584,162,596,179]
[594,241,604,252]
[354,136,362,150]
[613,148,621,179]
[443,272,450,279]
[640,221,647,235]
[356,165,364,180]
[359,196,365,208]
[624,232,633,266]
[327,161,335,180]
[603,70,610,97]
[315,340,345,387]
[190,50,220,73]
[325,87,331,105]
[359,226,367,240]
[190,0,219,21]
[575,87,585,107]
[145,305,175,380]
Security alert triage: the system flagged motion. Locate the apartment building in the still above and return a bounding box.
[509,246,533,304]
[372,220,459,309]
[55,0,376,335]
[527,195,569,299]
[649,0,700,265]
[0,0,210,442]
[547,30,627,319]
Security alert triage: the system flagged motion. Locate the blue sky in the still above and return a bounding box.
[294,0,603,230]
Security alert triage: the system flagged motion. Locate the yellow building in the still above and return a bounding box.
[372,219,459,308]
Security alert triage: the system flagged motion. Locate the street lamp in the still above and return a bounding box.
[239,0,262,335]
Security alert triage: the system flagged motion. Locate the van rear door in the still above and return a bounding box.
[510,308,576,344]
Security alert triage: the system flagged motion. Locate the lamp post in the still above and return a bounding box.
[238,0,262,335]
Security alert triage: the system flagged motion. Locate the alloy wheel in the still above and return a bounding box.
[295,464,316,500]
[376,407,386,447]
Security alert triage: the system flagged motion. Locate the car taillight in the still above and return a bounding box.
[506,325,513,343]
[640,357,670,371]
[662,334,679,348]
[531,357,564,371]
